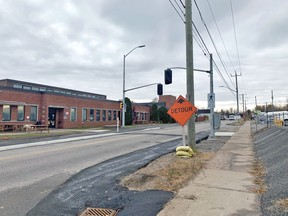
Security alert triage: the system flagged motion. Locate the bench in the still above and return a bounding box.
[26,125,49,133]
[0,125,7,132]
[0,125,13,132]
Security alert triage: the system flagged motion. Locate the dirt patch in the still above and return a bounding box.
[250,159,267,194]
[275,198,288,211]
[121,136,232,193]
[121,151,214,192]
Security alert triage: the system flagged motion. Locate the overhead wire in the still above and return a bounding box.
[230,0,241,75]
[194,0,235,89]
[179,0,185,8]
[168,0,236,96]
[192,21,236,96]
[168,0,185,24]
[192,22,210,55]
[230,2,247,100]
[206,0,236,72]
[230,0,247,96]
[173,0,185,17]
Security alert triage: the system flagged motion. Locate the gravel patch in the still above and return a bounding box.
[254,126,288,216]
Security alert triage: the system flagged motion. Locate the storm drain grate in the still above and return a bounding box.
[79,207,118,216]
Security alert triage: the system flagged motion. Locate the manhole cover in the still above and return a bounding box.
[79,207,118,216]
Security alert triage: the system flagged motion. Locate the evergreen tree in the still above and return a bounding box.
[159,106,170,123]
[125,97,133,125]
[150,104,159,122]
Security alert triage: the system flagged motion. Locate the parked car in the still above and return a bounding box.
[228,115,235,120]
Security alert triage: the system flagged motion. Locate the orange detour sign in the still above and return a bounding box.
[167,95,198,126]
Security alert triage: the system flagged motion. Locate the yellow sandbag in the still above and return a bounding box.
[177,155,191,159]
[175,150,192,157]
[176,146,194,155]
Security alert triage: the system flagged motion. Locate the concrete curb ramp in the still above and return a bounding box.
[157,121,260,216]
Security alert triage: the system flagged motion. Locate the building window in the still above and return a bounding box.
[113,111,117,120]
[13,84,22,89]
[23,85,31,90]
[96,109,100,121]
[70,108,76,121]
[108,110,112,121]
[82,108,87,121]
[102,110,106,121]
[30,106,37,121]
[90,109,94,121]
[17,105,25,121]
[2,105,11,121]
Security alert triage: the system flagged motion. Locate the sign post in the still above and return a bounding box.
[167,95,198,148]
[182,126,186,146]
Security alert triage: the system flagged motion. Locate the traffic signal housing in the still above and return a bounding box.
[120,102,123,109]
[164,69,172,84]
[157,83,163,95]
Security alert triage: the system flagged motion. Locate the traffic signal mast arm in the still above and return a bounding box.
[165,67,210,85]
[124,83,160,93]
[167,67,210,74]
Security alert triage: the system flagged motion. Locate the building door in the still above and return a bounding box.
[48,108,57,128]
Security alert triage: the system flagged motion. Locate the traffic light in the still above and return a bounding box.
[120,102,123,109]
[157,83,163,95]
[164,69,172,84]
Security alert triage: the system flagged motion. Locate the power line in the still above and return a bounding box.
[168,0,185,23]
[168,0,236,94]
[213,60,236,96]
[173,0,185,17]
[230,0,247,96]
[179,0,185,8]
[193,0,235,89]
[230,0,242,75]
[192,22,210,54]
[206,0,236,72]
[192,24,235,94]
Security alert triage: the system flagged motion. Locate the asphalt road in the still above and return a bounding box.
[0,122,209,216]
[254,125,288,216]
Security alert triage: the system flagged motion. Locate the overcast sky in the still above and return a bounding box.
[0,0,287,112]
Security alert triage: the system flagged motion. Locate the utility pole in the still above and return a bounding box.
[255,96,257,109]
[271,90,274,123]
[209,53,215,139]
[242,94,245,114]
[266,102,269,127]
[231,71,241,114]
[245,100,247,112]
[271,90,274,111]
[185,0,196,149]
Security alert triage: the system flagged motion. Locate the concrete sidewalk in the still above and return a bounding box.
[157,121,260,216]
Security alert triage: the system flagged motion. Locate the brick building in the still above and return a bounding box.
[0,79,151,129]
[159,95,176,109]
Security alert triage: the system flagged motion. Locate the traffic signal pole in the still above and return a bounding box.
[185,0,196,150]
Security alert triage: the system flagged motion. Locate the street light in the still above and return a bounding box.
[219,85,239,114]
[122,45,146,128]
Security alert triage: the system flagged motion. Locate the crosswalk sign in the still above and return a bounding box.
[208,93,215,108]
